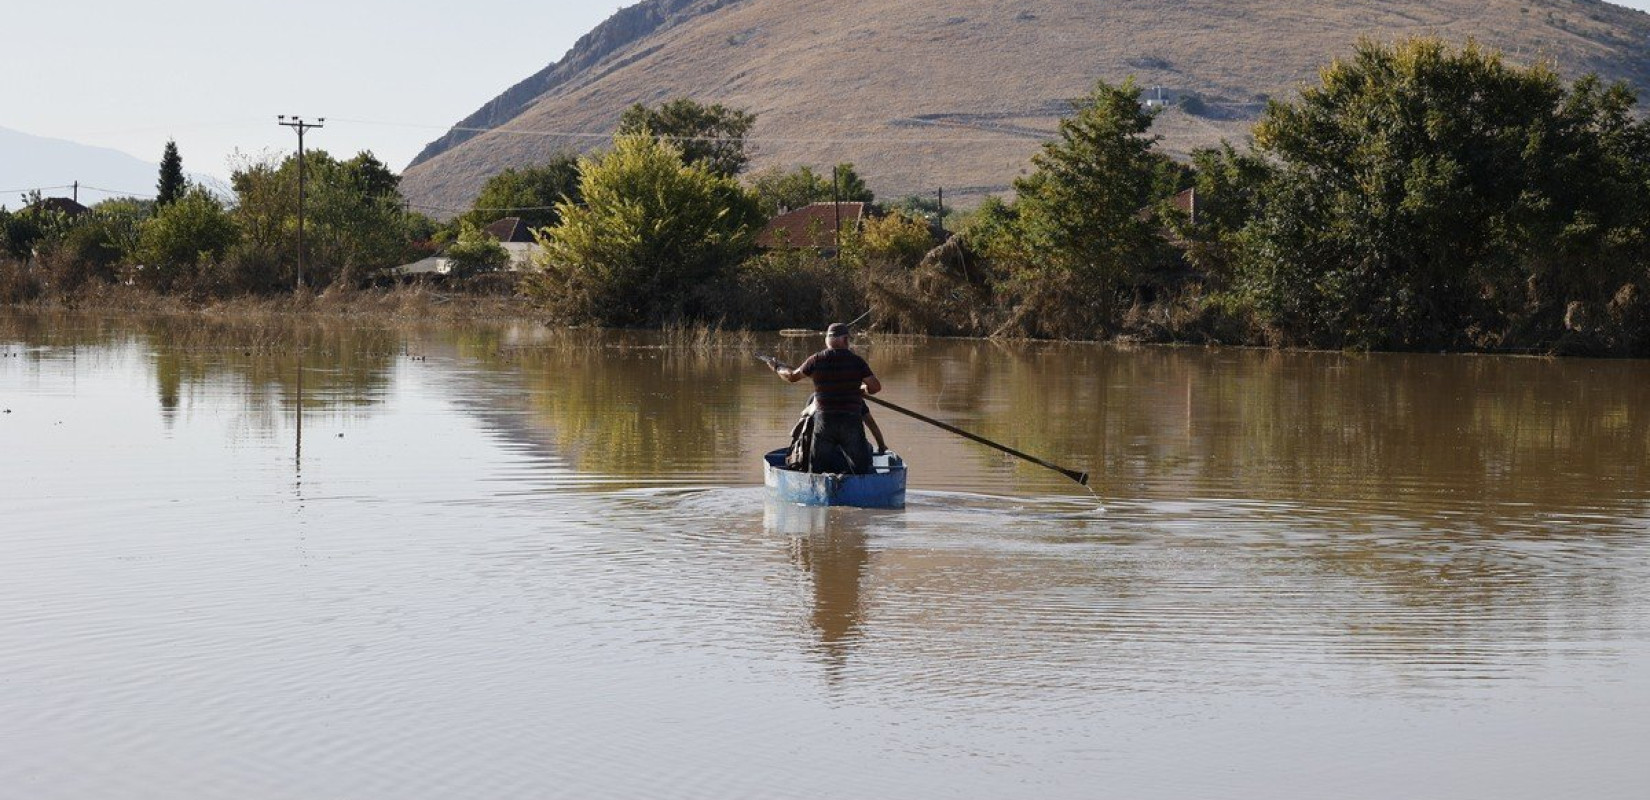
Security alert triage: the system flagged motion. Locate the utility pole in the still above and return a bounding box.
[832,165,842,269]
[72,181,79,204]
[277,115,325,291]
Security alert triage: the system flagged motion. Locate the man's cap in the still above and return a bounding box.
[825,322,851,337]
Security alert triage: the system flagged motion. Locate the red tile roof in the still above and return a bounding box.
[756,202,866,250]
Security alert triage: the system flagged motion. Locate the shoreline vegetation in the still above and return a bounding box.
[4,39,1648,357]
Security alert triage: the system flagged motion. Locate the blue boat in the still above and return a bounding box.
[763,448,907,509]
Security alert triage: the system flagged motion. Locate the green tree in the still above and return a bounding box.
[339,151,399,200]
[744,163,872,217]
[998,79,1180,333]
[229,149,424,288]
[136,187,238,290]
[1,196,73,263]
[746,165,827,216]
[91,197,154,263]
[1173,142,1272,286]
[443,221,510,278]
[856,211,936,269]
[460,155,582,231]
[829,163,874,204]
[618,98,757,178]
[529,132,764,325]
[1238,38,1650,350]
[156,140,186,207]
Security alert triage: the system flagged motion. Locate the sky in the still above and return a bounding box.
[5,0,1650,203]
[2,1,632,199]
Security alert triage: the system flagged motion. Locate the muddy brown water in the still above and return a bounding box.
[3,311,1647,799]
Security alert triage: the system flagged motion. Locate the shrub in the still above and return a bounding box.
[443,222,510,279]
[135,188,238,292]
[527,133,763,325]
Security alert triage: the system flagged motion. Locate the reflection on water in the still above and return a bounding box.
[768,502,874,682]
[3,310,1650,800]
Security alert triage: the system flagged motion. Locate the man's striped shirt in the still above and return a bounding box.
[798,348,874,413]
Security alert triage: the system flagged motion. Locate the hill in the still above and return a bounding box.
[0,126,171,208]
[401,0,1650,213]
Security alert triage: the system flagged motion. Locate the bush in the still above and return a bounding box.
[710,248,863,329]
[37,218,127,291]
[135,188,238,292]
[1235,38,1650,351]
[856,211,937,269]
[0,258,41,303]
[443,222,510,279]
[527,133,763,325]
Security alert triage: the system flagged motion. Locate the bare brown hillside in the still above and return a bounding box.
[401,0,1650,214]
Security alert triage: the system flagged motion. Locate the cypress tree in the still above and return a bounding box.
[156,140,185,207]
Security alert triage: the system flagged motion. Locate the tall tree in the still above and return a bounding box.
[460,155,582,231]
[830,163,874,204]
[529,132,763,324]
[996,79,1179,334]
[618,98,756,178]
[1237,37,1650,350]
[230,148,424,288]
[136,187,238,290]
[156,140,186,207]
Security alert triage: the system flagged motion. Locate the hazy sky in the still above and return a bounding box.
[5,0,1649,200]
[3,1,631,196]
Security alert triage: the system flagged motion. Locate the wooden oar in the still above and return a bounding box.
[862,395,1090,486]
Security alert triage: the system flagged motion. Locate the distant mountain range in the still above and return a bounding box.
[401,0,1650,214]
[0,126,225,208]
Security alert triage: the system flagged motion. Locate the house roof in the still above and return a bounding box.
[27,197,91,217]
[483,216,537,243]
[756,202,867,250]
[1136,187,1196,223]
[1168,187,1195,216]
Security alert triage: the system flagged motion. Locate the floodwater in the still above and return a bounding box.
[2,311,1648,800]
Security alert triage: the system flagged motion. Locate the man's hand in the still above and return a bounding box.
[759,354,803,382]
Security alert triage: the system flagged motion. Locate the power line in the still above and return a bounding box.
[77,184,155,198]
[2,184,75,195]
[329,116,1048,145]
[2,184,155,199]
[406,202,561,213]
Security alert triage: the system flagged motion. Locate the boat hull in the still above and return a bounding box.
[763,449,907,509]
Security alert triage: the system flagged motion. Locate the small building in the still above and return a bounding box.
[1168,186,1196,225]
[756,202,868,255]
[25,197,91,218]
[386,255,457,278]
[482,216,540,270]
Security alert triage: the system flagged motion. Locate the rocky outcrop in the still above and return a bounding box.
[409,0,748,167]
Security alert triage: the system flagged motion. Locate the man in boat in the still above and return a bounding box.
[770,322,882,473]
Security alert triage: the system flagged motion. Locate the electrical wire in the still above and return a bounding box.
[78,184,156,198]
[406,202,561,213]
[2,184,74,195]
[329,116,1048,145]
[2,184,155,201]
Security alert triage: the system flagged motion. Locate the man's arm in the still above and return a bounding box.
[862,373,882,394]
[760,354,808,383]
